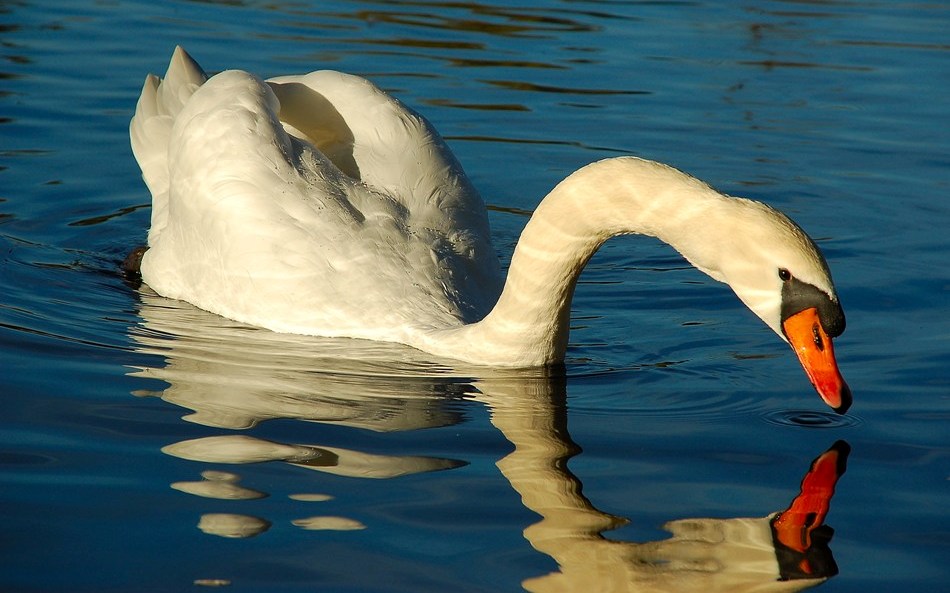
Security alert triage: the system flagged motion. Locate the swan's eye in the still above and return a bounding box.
[778,268,791,282]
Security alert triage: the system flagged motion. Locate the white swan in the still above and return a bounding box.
[130,47,851,412]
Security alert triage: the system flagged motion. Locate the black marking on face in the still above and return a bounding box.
[780,273,846,337]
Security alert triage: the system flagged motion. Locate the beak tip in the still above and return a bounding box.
[829,383,853,415]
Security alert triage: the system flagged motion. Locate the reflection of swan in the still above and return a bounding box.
[162,434,464,479]
[130,289,471,432]
[129,47,850,411]
[483,376,848,592]
[129,295,848,590]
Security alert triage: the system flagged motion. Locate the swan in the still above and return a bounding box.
[129,47,851,412]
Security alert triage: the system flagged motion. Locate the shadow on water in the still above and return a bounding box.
[130,288,849,592]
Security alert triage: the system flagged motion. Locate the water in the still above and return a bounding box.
[2,1,947,591]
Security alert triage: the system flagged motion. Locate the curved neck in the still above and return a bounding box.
[421,158,727,366]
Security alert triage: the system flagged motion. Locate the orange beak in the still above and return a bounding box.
[782,308,852,414]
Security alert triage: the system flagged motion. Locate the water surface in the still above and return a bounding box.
[1,1,948,592]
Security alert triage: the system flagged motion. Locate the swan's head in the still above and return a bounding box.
[695,197,851,413]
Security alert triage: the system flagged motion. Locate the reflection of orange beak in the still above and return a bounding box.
[773,442,849,552]
[772,441,850,577]
[782,308,852,414]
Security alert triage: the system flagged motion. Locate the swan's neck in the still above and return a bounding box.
[420,157,730,366]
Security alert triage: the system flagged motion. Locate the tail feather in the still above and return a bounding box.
[156,46,208,116]
[130,46,208,244]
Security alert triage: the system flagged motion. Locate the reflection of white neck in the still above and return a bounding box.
[478,377,827,593]
[417,158,729,366]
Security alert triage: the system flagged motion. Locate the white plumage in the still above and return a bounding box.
[133,48,502,342]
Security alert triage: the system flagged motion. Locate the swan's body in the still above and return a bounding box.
[131,47,851,411]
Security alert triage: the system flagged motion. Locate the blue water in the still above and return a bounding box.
[2,1,948,591]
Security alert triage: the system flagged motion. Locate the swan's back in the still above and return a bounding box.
[130,47,502,341]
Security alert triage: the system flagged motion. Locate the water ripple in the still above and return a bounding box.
[567,386,767,423]
[761,409,862,429]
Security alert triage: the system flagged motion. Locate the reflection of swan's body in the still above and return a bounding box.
[130,296,847,591]
[130,47,850,411]
[130,290,468,433]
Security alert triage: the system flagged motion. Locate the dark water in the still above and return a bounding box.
[2,1,948,591]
